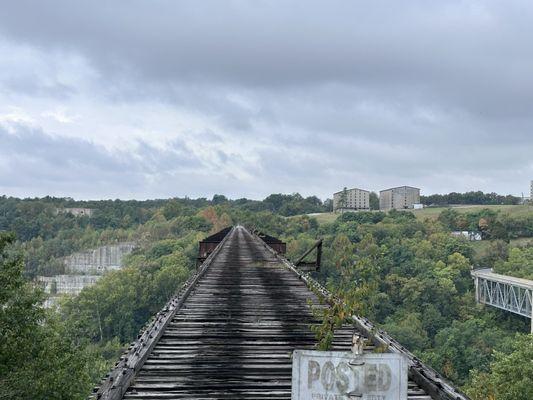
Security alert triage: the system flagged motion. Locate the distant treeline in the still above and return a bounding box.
[214,193,331,215]
[421,191,520,206]
[0,193,331,243]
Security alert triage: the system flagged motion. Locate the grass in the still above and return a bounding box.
[306,206,533,264]
[510,237,533,247]
[305,204,533,225]
[412,204,533,221]
[309,212,338,225]
[471,236,533,258]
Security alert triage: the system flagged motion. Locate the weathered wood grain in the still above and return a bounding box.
[93,226,466,400]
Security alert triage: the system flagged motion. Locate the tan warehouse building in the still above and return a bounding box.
[333,187,370,212]
[380,186,420,210]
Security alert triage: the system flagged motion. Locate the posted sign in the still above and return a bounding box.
[291,350,408,400]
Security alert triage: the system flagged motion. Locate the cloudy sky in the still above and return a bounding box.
[0,1,532,200]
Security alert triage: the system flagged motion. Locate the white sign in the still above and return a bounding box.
[292,350,408,400]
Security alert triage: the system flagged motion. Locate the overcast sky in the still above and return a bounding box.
[0,1,532,200]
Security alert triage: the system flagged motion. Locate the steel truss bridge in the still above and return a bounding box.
[472,268,533,333]
[93,226,467,400]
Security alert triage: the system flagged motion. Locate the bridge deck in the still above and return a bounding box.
[471,267,533,333]
[120,227,429,399]
[471,268,533,289]
[96,226,469,399]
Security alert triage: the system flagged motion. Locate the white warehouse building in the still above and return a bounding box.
[379,186,421,210]
[333,187,370,213]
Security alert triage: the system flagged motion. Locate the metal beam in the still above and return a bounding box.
[472,268,533,333]
[294,239,323,271]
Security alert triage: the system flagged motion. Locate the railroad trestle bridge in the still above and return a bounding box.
[94,226,467,400]
[472,268,533,333]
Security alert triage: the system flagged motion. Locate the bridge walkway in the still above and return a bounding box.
[97,226,463,399]
[125,227,359,398]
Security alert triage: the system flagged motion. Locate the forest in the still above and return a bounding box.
[0,195,532,399]
[420,191,521,206]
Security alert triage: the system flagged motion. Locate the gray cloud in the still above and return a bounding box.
[0,125,209,199]
[0,1,532,199]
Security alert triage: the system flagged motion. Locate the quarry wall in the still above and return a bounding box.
[38,242,136,306]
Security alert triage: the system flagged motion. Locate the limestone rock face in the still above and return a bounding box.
[55,207,94,217]
[38,274,101,296]
[63,242,136,274]
[38,242,136,307]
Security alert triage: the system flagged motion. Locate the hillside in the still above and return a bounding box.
[1,196,531,399]
[308,204,532,225]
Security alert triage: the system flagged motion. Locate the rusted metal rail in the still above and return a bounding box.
[93,225,467,400]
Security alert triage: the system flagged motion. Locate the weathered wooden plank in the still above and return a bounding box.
[94,226,464,400]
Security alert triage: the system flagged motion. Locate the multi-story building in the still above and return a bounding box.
[379,186,420,210]
[333,187,370,213]
[531,180,533,200]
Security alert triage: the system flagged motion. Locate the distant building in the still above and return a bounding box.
[531,180,533,200]
[333,187,370,213]
[379,186,420,210]
[56,207,94,217]
[451,231,482,241]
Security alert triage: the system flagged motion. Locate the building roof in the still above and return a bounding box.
[333,187,370,195]
[379,185,421,193]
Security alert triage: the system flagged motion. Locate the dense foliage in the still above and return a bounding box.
[421,191,520,206]
[465,334,532,400]
[0,195,531,399]
[437,207,533,240]
[0,233,100,399]
[283,208,532,394]
[0,193,331,279]
[493,246,533,280]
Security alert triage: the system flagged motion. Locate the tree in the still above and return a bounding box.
[437,208,459,230]
[338,187,348,211]
[369,192,380,210]
[211,194,228,205]
[494,246,533,279]
[421,318,510,385]
[382,312,430,351]
[0,232,94,399]
[323,198,333,212]
[465,334,533,400]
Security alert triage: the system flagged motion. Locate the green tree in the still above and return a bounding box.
[465,334,533,400]
[0,233,93,399]
[338,187,348,211]
[369,191,380,210]
[382,312,430,351]
[422,318,510,385]
[438,208,459,230]
[494,246,533,279]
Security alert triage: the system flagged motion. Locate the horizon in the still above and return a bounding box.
[1,188,527,203]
